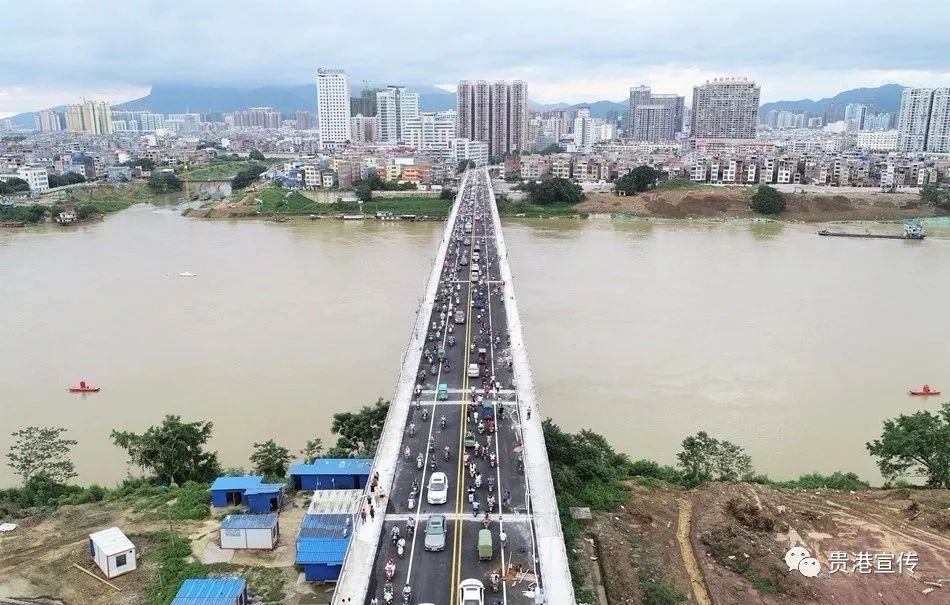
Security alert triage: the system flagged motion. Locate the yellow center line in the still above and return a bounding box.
[449,213,476,605]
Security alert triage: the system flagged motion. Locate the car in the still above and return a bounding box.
[459,254,469,266]
[454,310,466,324]
[459,578,484,605]
[424,514,447,551]
[427,471,448,505]
[467,363,480,378]
[472,251,480,262]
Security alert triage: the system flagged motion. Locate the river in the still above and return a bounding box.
[2,206,949,486]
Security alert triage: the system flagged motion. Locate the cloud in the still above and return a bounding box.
[1,0,949,113]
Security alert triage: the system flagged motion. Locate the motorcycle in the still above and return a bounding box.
[402,585,412,605]
[489,452,496,468]
[397,538,406,558]
[429,458,436,471]
[385,559,396,581]
[440,416,447,430]
[406,518,415,538]
[416,454,423,470]
[408,423,416,437]
[404,446,411,461]
[517,456,524,472]
[391,526,401,545]
[490,572,500,592]
[443,446,450,461]
[421,408,428,422]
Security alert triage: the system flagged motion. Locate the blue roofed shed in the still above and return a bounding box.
[296,514,352,581]
[209,476,284,513]
[289,458,372,491]
[172,577,248,605]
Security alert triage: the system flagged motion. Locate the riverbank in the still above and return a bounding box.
[579,185,944,223]
[187,185,452,219]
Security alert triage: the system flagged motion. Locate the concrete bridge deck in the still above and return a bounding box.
[331,169,574,605]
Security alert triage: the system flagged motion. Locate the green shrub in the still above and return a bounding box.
[751,185,785,214]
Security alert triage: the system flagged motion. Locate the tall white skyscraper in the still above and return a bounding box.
[926,89,950,153]
[316,68,351,149]
[376,86,419,144]
[508,80,528,154]
[573,108,595,152]
[457,81,474,139]
[897,88,934,152]
[690,78,760,139]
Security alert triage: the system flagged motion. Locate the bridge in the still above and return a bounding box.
[331,169,574,605]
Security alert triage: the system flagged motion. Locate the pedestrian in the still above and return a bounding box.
[369,504,376,520]
[500,530,507,548]
[360,508,367,524]
[527,407,532,420]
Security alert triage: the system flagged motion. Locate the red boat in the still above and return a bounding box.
[909,385,940,396]
[68,380,100,393]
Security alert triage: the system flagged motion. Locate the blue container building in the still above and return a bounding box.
[289,458,372,491]
[209,476,284,513]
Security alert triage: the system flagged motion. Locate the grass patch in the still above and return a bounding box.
[108,479,211,520]
[140,530,208,605]
[65,182,175,209]
[254,186,451,216]
[742,570,779,594]
[183,160,277,181]
[655,179,702,190]
[242,567,286,603]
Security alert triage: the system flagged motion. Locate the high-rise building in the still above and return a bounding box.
[450,138,489,167]
[35,109,63,132]
[296,111,316,130]
[376,86,419,143]
[350,114,378,144]
[456,79,528,158]
[632,105,675,142]
[864,113,891,131]
[627,86,684,140]
[168,113,202,133]
[350,87,380,118]
[316,68,351,149]
[508,80,528,154]
[456,81,474,139]
[844,103,867,130]
[489,81,509,158]
[690,78,760,139]
[405,111,457,150]
[65,100,112,134]
[897,88,934,152]
[573,108,595,152]
[627,86,651,136]
[927,89,950,154]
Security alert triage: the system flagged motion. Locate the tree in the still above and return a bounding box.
[867,403,950,488]
[522,177,584,205]
[676,431,753,486]
[147,171,182,194]
[439,188,456,201]
[328,398,390,457]
[48,172,87,188]
[111,415,220,485]
[7,426,78,484]
[538,144,565,155]
[231,163,267,190]
[76,204,98,219]
[457,160,475,173]
[751,185,786,214]
[616,166,658,195]
[249,439,292,480]
[921,185,950,210]
[249,149,266,161]
[0,177,30,194]
[299,438,324,464]
[356,182,373,203]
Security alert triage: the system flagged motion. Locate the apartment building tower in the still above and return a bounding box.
[376,86,419,144]
[457,79,529,159]
[690,78,760,139]
[897,88,934,152]
[316,68,351,149]
[926,88,950,153]
[35,109,63,132]
[66,100,112,134]
[631,105,675,142]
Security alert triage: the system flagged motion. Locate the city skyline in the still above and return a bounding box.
[3,0,950,117]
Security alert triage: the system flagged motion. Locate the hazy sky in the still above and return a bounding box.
[3,0,950,117]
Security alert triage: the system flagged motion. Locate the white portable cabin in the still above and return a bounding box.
[219,514,279,550]
[89,527,136,578]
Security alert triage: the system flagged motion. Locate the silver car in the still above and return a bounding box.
[424,514,447,551]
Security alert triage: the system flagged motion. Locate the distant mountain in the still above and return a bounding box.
[8,82,457,126]
[758,83,905,120]
[530,99,628,119]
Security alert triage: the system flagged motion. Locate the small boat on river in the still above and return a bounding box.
[818,222,925,240]
[68,381,100,393]
[909,385,940,396]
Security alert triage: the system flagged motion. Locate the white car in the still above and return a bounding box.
[427,471,448,505]
[467,363,480,378]
[459,578,484,605]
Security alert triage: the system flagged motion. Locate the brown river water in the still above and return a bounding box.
[2,205,949,486]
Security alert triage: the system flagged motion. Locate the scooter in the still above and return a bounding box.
[429,458,436,471]
[443,447,450,461]
[416,454,423,470]
[440,416,447,430]
[397,538,406,558]
[385,560,396,581]
[490,572,500,592]
[489,453,496,468]
[421,408,428,422]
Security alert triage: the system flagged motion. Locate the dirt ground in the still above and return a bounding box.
[578,188,939,223]
[580,481,950,605]
[0,492,321,605]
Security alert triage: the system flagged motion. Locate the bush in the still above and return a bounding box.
[773,471,869,491]
[147,171,182,194]
[751,185,785,214]
[616,166,658,195]
[232,163,267,190]
[521,178,584,205]
[628,458,685,484]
